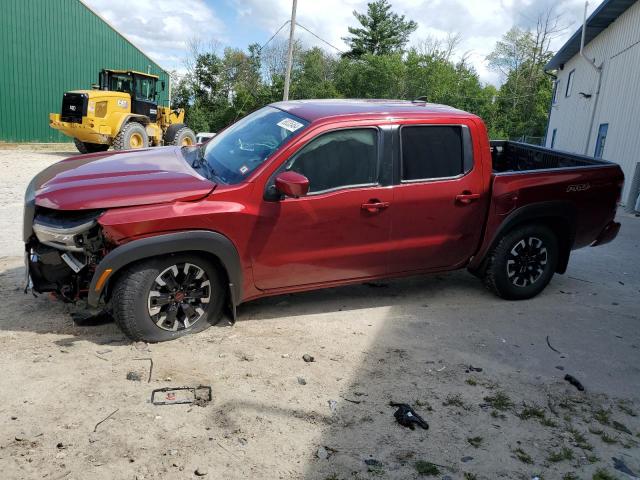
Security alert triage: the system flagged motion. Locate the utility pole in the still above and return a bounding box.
[283,0,298,101]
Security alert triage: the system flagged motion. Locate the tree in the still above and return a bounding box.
[487,10,566,140]
[343,0,417,57]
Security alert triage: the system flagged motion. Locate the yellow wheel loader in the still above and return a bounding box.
[49,69,196,153]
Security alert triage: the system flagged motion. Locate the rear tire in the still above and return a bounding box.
[483,224,558,300]
[73,138,109,154]
[165,124,196,146]
[111,254,225,342]
[113,122,149,150]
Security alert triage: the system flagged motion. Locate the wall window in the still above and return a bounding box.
[285,129,378,193]
[565,70,575,97]
[552,81,560,104]
[594,123,608,159]
[401,126,464,181]
[550,129,557,148]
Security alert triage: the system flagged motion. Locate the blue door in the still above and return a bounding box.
[594,123,608,159]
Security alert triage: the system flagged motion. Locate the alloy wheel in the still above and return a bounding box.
[147,262,211,331]
[506,236,548,287]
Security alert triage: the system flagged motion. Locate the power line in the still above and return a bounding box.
[295,22,345,54]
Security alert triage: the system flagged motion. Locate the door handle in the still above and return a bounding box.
[361,200,390,213]
[455,192,481,205]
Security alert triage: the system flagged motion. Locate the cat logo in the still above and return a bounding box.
[566,183,590,192]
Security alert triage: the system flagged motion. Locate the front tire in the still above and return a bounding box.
[483,224,558,300]
[165,124,196,146]
[73,138,109,154]
[111,254,225,342]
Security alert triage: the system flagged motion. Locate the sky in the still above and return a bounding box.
[83,0,604,86]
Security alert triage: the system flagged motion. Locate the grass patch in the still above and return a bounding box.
[491,410,506,419]
[465,378,478,386]
[484,391,513,411]
[414,461,440,476]
[519,403,546,420]
[547,447,574,462]
[443,394,466,408]
[563,474,579,480]
[464,473,478,480]
[541,416,558,427]
[589,426,604,435]
[592,469,618,480]
[467,436,483,448]
[569,427,593,450]
[600,432,617,444]
[513,447,533,464]
[594,408,611,425]
[586,454,599,463]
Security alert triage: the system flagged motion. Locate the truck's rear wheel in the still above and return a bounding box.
[73,138,109,154]
[113,122,149,150]
[111,254,225,342]
[483,224,558,300]
[165,124,196,146]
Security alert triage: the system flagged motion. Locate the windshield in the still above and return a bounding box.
[201,106,309,184]
[108,73,132,93]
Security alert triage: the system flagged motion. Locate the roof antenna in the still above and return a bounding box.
[412,96,428,103]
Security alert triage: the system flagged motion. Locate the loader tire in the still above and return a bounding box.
[165,124,196,146]
[113,122,149,150]
[73,138,109,154]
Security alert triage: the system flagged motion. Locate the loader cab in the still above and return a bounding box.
[98,69,161,122]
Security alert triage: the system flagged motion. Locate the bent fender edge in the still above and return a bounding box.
[87,230,242,309]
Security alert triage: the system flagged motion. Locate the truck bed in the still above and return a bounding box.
[490,141,611,173]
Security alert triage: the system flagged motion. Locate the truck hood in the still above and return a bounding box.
[32,147,215,210]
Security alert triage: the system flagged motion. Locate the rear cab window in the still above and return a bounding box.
[400,125,473,182]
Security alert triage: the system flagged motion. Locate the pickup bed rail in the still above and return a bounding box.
[491,141,613,173]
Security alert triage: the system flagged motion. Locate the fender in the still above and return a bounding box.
[87,231,242,314]
[469,201,577,275]
[112,113,149,135]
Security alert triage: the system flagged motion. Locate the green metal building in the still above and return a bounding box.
[0,0,170,143]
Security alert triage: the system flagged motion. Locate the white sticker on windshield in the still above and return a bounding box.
[239,165,249,175]
[277,118,304,132]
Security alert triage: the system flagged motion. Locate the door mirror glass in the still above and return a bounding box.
[275,171,309,198]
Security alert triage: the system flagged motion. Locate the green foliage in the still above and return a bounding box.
[172,8,554,143]
[414,461,440,476]
[343,0,417,57]
[547,447,574,462]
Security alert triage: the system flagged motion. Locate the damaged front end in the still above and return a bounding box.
[25,206,108,303]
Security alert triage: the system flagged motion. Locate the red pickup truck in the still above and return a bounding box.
[24,100,624,342]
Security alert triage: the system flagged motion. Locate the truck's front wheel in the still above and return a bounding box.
[111,254,225,342]
[113,123,149,150]
[484,224,558,300]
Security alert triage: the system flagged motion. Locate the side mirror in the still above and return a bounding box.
[275,171,309,198]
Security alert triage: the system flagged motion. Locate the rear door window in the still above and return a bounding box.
[401,126,465,181]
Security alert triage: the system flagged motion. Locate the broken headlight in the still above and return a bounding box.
[32,209,103,252]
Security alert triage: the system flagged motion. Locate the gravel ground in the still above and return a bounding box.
[0,148,639,480]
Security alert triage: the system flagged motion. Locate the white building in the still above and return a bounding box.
[545,0,640,209]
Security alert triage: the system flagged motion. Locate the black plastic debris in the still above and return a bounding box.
[302,354,315,363]
[612,457,638,477]
[467,365,483,373]
[564,374,584,391]
[389,402,429,430]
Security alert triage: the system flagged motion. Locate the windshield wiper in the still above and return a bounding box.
[191,146,222,183]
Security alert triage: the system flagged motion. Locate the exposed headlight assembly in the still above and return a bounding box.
[32,209,102,252]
